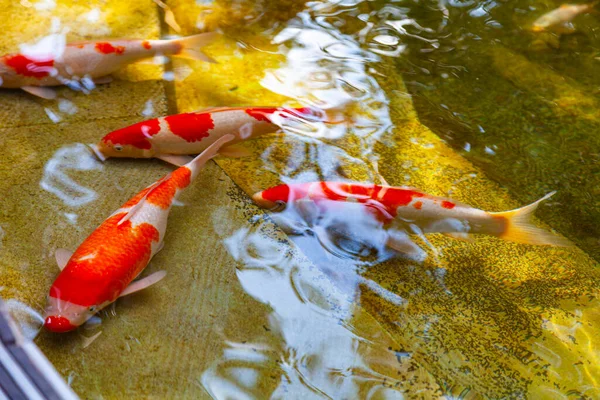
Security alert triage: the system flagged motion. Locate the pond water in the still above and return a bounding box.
[1,0,599,398]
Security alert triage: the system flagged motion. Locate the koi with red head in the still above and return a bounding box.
[44,135,234,333]
[253,181,572,251]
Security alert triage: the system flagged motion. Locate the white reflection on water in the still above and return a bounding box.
[40,143,102,207]
[203,216,405,398]
[4,298,44,341]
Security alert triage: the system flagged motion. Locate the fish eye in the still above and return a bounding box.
[114,145,123,152]
[89,306,97,312]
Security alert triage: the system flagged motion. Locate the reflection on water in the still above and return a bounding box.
[40,143,102,208]
[205,212,410,398]
[4,298,44,341]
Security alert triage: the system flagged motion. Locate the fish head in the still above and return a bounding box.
[252,184,292,211]
[43,296,103,333]
[94,123,159,159]
[93,138,155,160]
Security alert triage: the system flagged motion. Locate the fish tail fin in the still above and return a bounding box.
[171,32,219,63]
[185,134,235,178]
[489,192,572,247]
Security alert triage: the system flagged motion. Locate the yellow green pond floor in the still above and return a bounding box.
[1,0,600,398]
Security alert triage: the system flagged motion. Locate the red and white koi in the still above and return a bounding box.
[252,181,571,252]
[0,33,216,99]
[43,134,234,333]
[92,106,315,166]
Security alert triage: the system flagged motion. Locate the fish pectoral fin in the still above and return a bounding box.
[55,248,74,270]
[385,231,427,262]
[156,154,194,167]
[92,76,113,85]
[120,270,167,297]
[193,106,240,113]
[443,232,474,242]
[21,86,57,100]
[81,330,103,349]
[218,143,252,158]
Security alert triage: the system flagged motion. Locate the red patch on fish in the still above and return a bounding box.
[146,168,192,209]
[165,113,214,142]
[4,54,54,78]
[245,108,279,122]
[142,41,152,50]
[49,213,160,307]
[441,201,456,209]
[95,42,125,55]
[261,184,292,203]
[102,119,161,149]
[413,201,423,210]
[378,187,424,208]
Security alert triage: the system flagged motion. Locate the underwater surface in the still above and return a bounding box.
[1,0,600,398]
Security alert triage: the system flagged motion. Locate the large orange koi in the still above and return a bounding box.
[43,134,234,333]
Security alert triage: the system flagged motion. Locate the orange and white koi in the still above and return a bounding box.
[252,182,571,252]
[0,33,216,99]
[531,3,596,33]
[92,106,316,166]
[43,134,234,333]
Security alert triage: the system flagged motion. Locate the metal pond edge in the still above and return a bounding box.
[0,298,79,400]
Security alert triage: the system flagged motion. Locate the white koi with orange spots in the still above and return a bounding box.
[43,134,234,333]
[0,33,216,98]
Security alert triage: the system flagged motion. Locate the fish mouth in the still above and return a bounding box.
[44,315,77,333]
[87,143,106,162]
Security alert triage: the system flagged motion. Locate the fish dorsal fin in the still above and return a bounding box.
[55,248,73,270]
[117,176,170,226]
[120,270,167,297]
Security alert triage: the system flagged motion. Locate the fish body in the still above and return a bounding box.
[0,33,215,93]
[94,106,311,161]
[531,3,595,32]
[43,134,233,333]
[252,181,571,247]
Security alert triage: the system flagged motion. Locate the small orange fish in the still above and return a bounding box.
[531,3,596,33]
[43,134,234,333]
[252,182,572,254]
[0,33,216,99]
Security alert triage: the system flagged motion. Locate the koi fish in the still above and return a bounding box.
[531,3,596,33]
[252,182,571,255]
[0,33,217,99]
[43,134,234,333]
[92,106,315,166]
